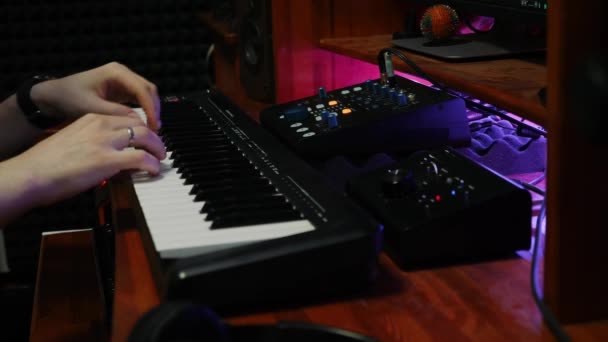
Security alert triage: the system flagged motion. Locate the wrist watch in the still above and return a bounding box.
[16,75,63,129]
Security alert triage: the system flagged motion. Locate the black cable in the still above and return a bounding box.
[378,47,448,92]
[513,179,545,196]
[531,200,571,342]
[529,172,545,186]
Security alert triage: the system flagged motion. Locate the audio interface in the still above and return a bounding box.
[347,147,532,268]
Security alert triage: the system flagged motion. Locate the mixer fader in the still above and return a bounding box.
[260,75,471,157]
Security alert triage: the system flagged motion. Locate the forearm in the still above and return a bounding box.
[0,157,42,228]
[0,94,44,160]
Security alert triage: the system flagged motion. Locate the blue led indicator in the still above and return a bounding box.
[451,190,456,196]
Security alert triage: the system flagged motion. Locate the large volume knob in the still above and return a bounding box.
[382,168,416,198]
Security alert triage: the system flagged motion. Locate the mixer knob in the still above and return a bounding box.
[327,112,338,128]
[397,92,407,106]
[382,168,416,198]
[372,82,380,95]
[389,89,397,102]
[318,87,327,100]
[284,106,309,122]
[365,79,372,91]
[381,85,389,98]
[321,110,330,120]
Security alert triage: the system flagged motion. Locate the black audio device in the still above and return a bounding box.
[260,75,470,157]
[347,147,532,269]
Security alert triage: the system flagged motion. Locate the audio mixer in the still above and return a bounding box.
[347,147,532,268]
[260,75,470,157]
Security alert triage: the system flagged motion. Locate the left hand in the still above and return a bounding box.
[31,62,162,131]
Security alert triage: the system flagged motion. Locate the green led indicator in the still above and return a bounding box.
[544,3,547,10]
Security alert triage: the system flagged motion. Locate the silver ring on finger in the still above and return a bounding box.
[127,126,135,145]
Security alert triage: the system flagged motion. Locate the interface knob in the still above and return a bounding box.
[382,168,416,198]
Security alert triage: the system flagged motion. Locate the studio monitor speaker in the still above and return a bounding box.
[237,0,275,102]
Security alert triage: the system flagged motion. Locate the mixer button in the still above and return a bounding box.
[290,122,303,128]
[341,108,352,115]
[296,127,309,132]
[302,132,316,137]
[328,100,338,106]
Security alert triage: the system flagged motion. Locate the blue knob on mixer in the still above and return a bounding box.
[397,92,407,106]
[284,105,309,121]
[318,87,327,100]
[381,85,389,98]
[365,79,372,91]
[327,112,338,128]
[321,110,330,120]
[389,89,397,102]
[372,82,380,95]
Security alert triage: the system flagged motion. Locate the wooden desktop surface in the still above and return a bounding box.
[319,35,547,126]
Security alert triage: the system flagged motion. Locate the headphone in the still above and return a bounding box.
[129,302,378,342]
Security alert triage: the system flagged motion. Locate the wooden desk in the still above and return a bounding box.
[319,35,547,126]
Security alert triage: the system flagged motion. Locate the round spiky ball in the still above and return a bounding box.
[420,4,460,42]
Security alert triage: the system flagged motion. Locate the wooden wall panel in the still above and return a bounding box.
[545,0,608,324]
[270,0,413,105]
[315,0,411,38]
[213,0,415,115]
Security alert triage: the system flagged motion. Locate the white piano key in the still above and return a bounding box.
[131,132,316,259]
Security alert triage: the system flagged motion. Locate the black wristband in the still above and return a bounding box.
[16,75,63,129]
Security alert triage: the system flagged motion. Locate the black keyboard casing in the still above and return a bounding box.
[131,90,381,312]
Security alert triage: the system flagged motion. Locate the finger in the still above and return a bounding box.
[85,94,137,117]
[109,66,161,131]
[112,149,162,176]
[112,125,166,160]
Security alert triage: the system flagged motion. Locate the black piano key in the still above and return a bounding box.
[192,177,265,194]
[178,159,251,175]
[210,209,303,230]
[183,167,260,185]
[170,146,238,160]
[206,201,296,221]
[170,142,241,159]
[166,139,232,152]
[159,124,218,137]
[163,130,225,142]
[203,196,291,218]
[171,150,245,168]
[189,178,271,196]
[164,135,230,149]
[183,163,256,176]
[198,188,281,207]
[177,157,252,174]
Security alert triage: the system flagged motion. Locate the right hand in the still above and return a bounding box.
[10,113,166,207]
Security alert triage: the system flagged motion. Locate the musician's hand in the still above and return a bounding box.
[31,62,162,131]
[6,113,166,207]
